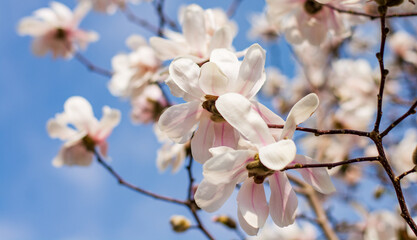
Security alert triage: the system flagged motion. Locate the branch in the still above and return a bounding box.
[324,4,417,19]
[373,7,389,132]
[267,124,370,137]
[396,167,417,182]
[121,7,159,34]
[289,175,339,240]
[93,150,186,205]
[155,0,167,37]
[74,53,113,78]
[282,157,380,171]
[381,99,417,137]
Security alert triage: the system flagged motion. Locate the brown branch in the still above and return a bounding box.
[267,124,370,137]
[324,4,417,19]
[227,0,243,18]
[155,0,167,37]
[289,175,339,240]
[373,7,389,132]
[396,167,417,182]
[94,150,186,205]
[121,7,159,34]
[282,157,380,171]
[381,99,417,137]
[74,53,113,78]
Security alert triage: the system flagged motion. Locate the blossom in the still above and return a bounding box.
[158,44,277,164]
[47,96,121,167]
[389,31,417,66]
[150,4,237,62]
[130,84,168,124]
[109,35,162,99]
[154,125,187,173]
[195,93,335,235]
[18,1,98,58]
[265,0,361,45]
[79,0,152,14]
[248,12,280,42]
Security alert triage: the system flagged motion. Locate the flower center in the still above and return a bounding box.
[246,154,275,184]
[82,135,96,152]
[55,28,67,40]
[304,0,323,15]
[202,95,225,122]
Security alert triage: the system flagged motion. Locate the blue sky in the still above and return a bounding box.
[0,0,268,239]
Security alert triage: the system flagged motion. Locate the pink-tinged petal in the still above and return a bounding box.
[282,93,319,139]
[198,62,229,96]
[216,93,275,148]
[191,113,215,164]
[213,121,238,149]
[149,37,189,61]
[208,26,235,52]
[236,44,266,98]
[259,139,296,171]
[203,147,255,184]
[194,179,236,212]
[64,96,97,132]
[251,101,285,125]
[237,209,259,236]
[31,38,49,57]
[209,49,240,83]
[94,106,121,141]
[297,15,327,46]
[182,4,206,55]
[158,101,203,143]
[52,140,94,167]
[17,18,48,36]
[237,178,269,229]
[169,57,204,100]
[293,155,336,194]
[50,2,73,22]
[165,76,196,102]
[269,172,298,227]
[47,117,77,140]
[98,141,108,157]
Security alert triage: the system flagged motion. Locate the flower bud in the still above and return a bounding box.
[213,215,237,229]
[373,186,385,199]
[170,215,191,233]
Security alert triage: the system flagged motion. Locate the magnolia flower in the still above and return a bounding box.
[389,31,417,66]
[79,0,152,14]
[18,1,98,58]
[47,96,121,167]
[150,4,237,62]
[154,125,187,173]
[248,12,280,42]
[249,221,317,240]
[130,84,168,124]
[109,35,162,98]
[195,93,335,235]
[158,44,279,164]
[266,0,361,45]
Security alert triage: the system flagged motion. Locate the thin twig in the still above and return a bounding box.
[121,7,159,34]
[282,157,380,171]
[373,6,389,132]
[94,150,186,205]
[155,0,167,37]
[324,4,417,19]
[267,124,370,137]
[74,53,113,78]
[381,99,417,137]
[396,167,417,182]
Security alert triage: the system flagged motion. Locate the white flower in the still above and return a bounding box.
[47,96,121,167]
[18,1,98,58]
[389,31,417,66]
[150,4,237,62]
[248,12,280,42]
[130,84,168,124]
[109,35,162,98]
[154,125,187,173]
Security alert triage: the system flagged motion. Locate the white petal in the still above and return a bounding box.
[282,93,319,139]
[209,48,240,83]
[237,209,259,236]
[293,155,336,194]
[236,44,266,98]
[182,4,207,54]
[31,38,49,57]
[216,93,275,148]
[259,139,296,171]
[52,140,94,167]
[150,37,189,61]
[169,57,204,100]
[94,106,121,141]
[126,35,147,50]
[17,18,49,36]
[73,1,91,25]
[251,101,285,125]
[213,121,239,149]
[198,62,229,96]
[50,2,73,22]
[194,179,236,212]
[237,178,269,229]
[47,117,77,140]
[191,114,215,164]
[208,26,235,52]
[269,172,298,227]
[64,96,97,132]
[158,101,203,143]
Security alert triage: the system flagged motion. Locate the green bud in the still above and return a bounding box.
[170,215,191,233]
[213,215,237,229]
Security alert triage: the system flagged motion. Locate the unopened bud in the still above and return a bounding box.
[213,215,237,229]
[373,186,385,199]
[412,145,417,165]
[170,215,191,233]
